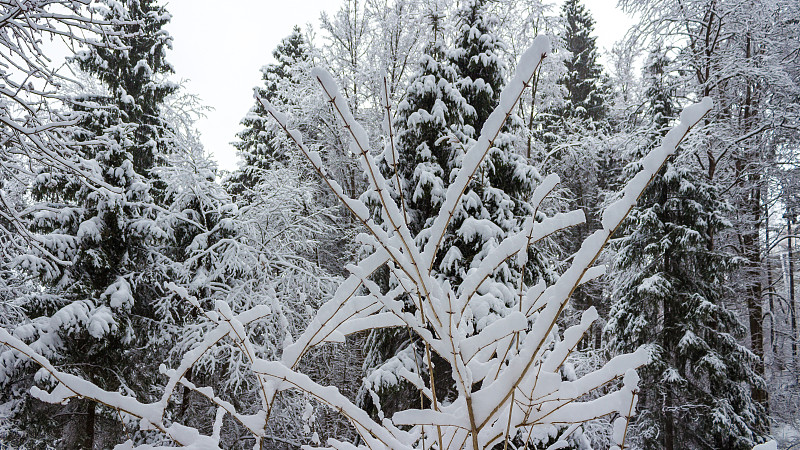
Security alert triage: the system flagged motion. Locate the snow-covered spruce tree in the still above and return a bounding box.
[389,11,466,237]
[537,0,609,168]
[359,3,554,418]
[448,0,551,284]
[227,26,310,198]
[450,0,506,141]
[0,1,176,447]
[604,49,768,450]
[551,0,612,196]
[0,34,715,450]
[2,109,160,449]
[73,0,176,176]
[227,31,363,444]
[620,0,800,417]
[557,0,607,125]
[230,24,358,278]
[0,1,131,291]
[357,9,469,418]
[528,0,609,153]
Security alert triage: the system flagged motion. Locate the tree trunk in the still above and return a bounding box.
[743,191,767,406]
[766,203,776,354]
[788,215,797,364]
[664,390,675,450]
[82,401,96,450]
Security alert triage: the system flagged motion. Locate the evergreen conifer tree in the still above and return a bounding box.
[0,1,176,447]
[359,10,470,416]
[228,26,309,197]
[558,0,607,125]
[74,0,176,175]
[447,0,549,288]
[541,0,610,208]
[535,0,609,158]
[361,3,553,424]
[392,14,468,237]
[604,50,769,450]
[533,0,608,147]
[535,0,612,353]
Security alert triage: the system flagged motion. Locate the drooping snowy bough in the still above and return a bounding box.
[0,35,713,449]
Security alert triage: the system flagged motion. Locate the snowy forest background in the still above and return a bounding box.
[0,0,798,449]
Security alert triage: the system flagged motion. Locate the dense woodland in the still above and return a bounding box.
[0,0,798,449]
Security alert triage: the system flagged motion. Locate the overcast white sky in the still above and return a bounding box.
[164,0,635,172]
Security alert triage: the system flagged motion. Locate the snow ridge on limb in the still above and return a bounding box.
[0,327,224,449]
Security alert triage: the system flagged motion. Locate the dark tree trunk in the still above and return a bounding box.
[744,214,767,406]
[664,392,675,450]
[788,215,797,362]
[82,401,96,450]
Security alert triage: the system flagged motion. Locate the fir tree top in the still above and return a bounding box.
[393,14,473,235]
[450,0,506,136]
[260,25,308,101]
[643,48,676,133]
[73,0,177,174]
[560,0,607,123]
[229,26,309,196]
